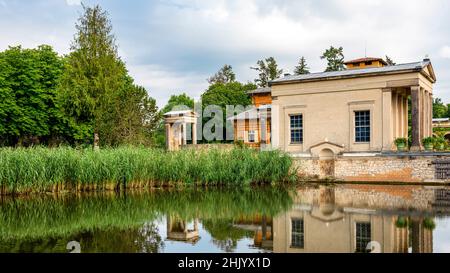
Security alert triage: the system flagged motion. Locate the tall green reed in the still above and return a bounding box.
[0,147,294,194]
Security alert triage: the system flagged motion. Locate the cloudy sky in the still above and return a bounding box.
[1,0,450,107]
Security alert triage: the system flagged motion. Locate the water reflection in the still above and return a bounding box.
[0,184,449,253]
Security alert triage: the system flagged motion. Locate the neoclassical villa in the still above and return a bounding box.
[230,57,436,157]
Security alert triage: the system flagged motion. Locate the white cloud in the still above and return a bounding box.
[440,46,450,59]
[66,0,81,6]
[127,64,209,108]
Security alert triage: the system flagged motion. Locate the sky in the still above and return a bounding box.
[1,0,450,108]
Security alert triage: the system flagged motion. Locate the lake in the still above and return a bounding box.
[1,184,449,253]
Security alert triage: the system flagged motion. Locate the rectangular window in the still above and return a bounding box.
[248,130,256,143]
[355,111,370,143]
[291,219,304,248]
[290,115,303,144]
[355,222,371,253]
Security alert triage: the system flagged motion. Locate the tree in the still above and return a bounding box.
[59,5,134,147]
[112,78,160,146]
[201,81,255,142]
[161,93,195,114]
[0,45,65,146]
[433,98,448,119]
[294,56,310,75]
[385,56,396,66]
[208,64,236,84]
[320,46,345,72]
[251,57,283,87]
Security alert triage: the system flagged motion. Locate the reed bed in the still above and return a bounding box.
[0,147,294,195]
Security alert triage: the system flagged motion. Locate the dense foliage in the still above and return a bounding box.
[0,45,66,146]
[0,5,159,147]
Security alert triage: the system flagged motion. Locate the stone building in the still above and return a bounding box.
[230,57,436,155]
[271,57,436,155]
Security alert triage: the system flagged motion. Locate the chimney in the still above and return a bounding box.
[284,73,291,77]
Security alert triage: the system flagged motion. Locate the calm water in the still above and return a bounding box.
[1,184,450,253]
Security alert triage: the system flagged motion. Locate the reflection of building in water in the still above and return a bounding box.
[233,215,273,250]
[411,219,433,253]
[166,216,200,244]
[272,186,438,253]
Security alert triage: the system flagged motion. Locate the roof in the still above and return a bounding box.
[227,105,272,121]
[164,110,195,117]
[270,60,435,85]
[344,57,387,65]
[247,87,271,95]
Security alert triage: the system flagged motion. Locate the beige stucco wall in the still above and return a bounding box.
[271,71,432,153]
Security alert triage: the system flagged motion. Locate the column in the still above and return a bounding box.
[165,123,172,151]
[182,122,187,146]
[404,96,409,138]
[428,92,433,137]
[397,93,402,138]
[382,88,393,151]
[399,94,404,138]
[427,91,431,137]
[411,86,422,151]
[192,122,197,145]
[420,88,425,141]
[423,91,428,138]
[392,92,398,139]
[271,104,280,149]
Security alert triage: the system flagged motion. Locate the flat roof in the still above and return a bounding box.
[270,60,434,85]
[344,57,387,65]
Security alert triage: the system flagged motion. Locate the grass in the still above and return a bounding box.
[0,147,295,195]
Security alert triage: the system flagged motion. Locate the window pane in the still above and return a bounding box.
[356,222,371,253]
[291,219,304,248]
[355,111,370,143]
[290,115,303,143]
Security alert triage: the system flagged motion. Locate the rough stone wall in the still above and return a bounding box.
[294,156,448,182]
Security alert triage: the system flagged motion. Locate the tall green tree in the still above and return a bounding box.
[59,4,128,146]
[294,56,310,75]
[208,64,236,84]
[60,4,159,147]
[433,98,448,119]
[0,45,65,146]
[251,57,283,87]
[320,46,345,72]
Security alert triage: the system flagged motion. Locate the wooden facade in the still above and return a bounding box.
[231,90,272,149]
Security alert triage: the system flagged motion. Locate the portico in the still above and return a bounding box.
[164,110,198,151]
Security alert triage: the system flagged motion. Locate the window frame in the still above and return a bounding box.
[291,218,305,249]
[290,114,304,144]
[248,130,256,143]
[355,222,371,253]
[354,110,371,143]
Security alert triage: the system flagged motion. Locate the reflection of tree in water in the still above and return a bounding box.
[135,222,165,253]
[202,219,252,253]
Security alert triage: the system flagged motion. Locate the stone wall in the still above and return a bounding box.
[294,155,450,183]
